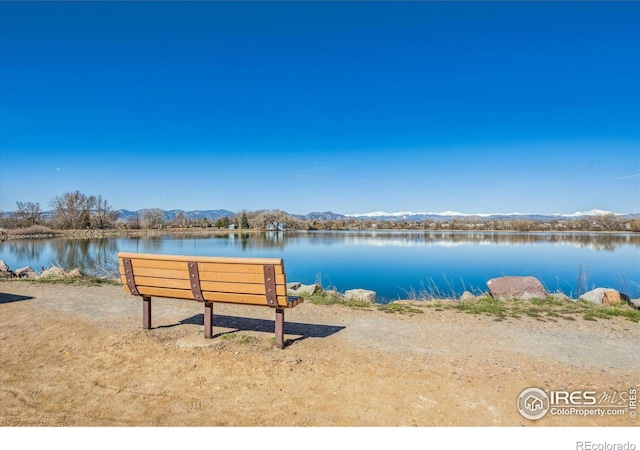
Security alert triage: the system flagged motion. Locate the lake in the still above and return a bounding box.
[1,231,639,302]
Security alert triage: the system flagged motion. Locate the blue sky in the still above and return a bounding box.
[1,1,639,215]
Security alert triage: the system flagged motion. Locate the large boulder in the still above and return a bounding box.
[579,288,622,306]
[344,289,377,304]
[0,260,9,272]
[602,290,622,306]
[486,276,548,300]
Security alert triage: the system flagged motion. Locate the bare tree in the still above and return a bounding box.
[250,211,280,230]
[126,215,141,229]
[170,212,189,228]
[249,210,304,230]
[594,213,622,231]
[141,208,165,229]
[15,201,43,227]
[92,195,119,229]
[50,191,96,229]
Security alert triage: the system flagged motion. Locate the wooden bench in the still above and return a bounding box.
[117,252,303,348]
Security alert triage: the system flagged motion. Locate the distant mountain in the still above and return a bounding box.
[116,209,235,222]
[165,209,235,222]
[114,210,137,222]
[302,211,349,221]
[344,210,640,222]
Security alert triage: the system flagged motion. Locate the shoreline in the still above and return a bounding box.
[2,227,638,241]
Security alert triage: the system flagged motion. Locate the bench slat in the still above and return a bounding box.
[121,259,284,275]
[118,265,287,285]
[197,261,284,275]
[123,284,303,307]
[118,252,283,266]
[133,285,292,306]
[120,275,287,296]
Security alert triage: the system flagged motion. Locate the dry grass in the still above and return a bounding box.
[422,295,640,323]
[5,225,61,236]
[298,288,640,322]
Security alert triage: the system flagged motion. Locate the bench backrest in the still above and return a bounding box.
[118,252,295,308]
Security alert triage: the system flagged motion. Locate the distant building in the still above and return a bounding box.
[266,222,286,231]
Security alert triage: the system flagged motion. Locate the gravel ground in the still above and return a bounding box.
[0,280,638,427]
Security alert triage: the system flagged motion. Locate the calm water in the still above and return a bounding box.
[1,231,639,302]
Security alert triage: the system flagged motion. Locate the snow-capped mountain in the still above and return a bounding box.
[344,210,638,221]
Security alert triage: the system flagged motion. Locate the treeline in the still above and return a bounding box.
[1,191,119,230]
[294,215,640,232]
[1,190,639,233]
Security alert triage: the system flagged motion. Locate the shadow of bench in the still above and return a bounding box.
[0,293,35,305]
[160,313,345,346]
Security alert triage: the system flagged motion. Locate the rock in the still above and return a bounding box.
[15,266,38,279]
[289,283,320,296]
[39,267,66,278]
[460,291,476,302]
[0,260,9,272]
[486,276,548,300]
[579,288,607,305]
[602,290,622,306]
[286,282,301,292]
[344,289,377,304]
[67,268,85,278]
[579,288,621,306]
[0,270,15,279]
[632,300,640,310]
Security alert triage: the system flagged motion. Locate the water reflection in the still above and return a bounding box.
[1,232,638,269]
[126,236,166,254]
[1,238,119,273]
[284,231,640,252]
[0,231,638,300]
[4,240,47,263]
[48,238,120,272]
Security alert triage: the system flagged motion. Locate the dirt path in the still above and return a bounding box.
[0,280,638,427]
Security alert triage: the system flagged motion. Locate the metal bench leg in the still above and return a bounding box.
[143,296,152,329]
[275,308,285,349]
[204,302,213,339]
